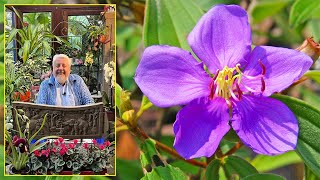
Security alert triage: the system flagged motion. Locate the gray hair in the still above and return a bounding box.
[52,54,72,67]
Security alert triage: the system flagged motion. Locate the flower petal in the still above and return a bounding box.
[188,5,251,73]
[242,46,313,96]
[134,45,211,107]
[231,95,298,155]
[173,97,230,159]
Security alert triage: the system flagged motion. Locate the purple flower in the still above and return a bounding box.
[13,137,29,153]
[134,5,313,159]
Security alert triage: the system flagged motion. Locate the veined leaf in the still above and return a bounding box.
[289,0,320,27]
[206,159,221,180]
[141,164,187,180]
[222,155,258,179]
[144,0,203,50]
[140,139,157,168]
[242,173,285,180]
[273,95,320,177]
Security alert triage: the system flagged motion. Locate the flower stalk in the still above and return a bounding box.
[118,118,207,168]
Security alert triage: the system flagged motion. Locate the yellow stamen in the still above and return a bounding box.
[214,64,242,99]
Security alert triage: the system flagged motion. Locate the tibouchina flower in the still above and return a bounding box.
[134,5,313,159]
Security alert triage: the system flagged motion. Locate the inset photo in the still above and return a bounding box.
[4,4,115,176]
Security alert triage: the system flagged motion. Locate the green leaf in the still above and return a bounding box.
[2,145,43,179]
[170,160,200,175]
[0,0,7,23]
[250,151,301,172]
[140,139,158,167]
[305,164,320,180]
[242,173,285,180]
[116,159,144,180]
[251,0,292,23]
[193,0,240,12]
[206,159,221,180]
[144,0,203,50]
[120,55,139,91]
[0,34,4,58]
[115,83,122,109]
[223,156,258,178]
[289,0,320,27]
[141,164,187,180]
[304,70,320,84]
[300,87,320,110]
[140,95,153,111]
[309,19,320,42]
[22,40,31,63]
[273,95,320,177]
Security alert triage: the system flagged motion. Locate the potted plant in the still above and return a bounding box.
[29,138,114,175]
[88,25,110,45]
[5,109,59,174]
[6,7,70,63]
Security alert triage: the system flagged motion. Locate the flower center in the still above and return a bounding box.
[209,61,266,103]
[209,64,242,101]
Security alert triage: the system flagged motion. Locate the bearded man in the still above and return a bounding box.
[36,54,94,106]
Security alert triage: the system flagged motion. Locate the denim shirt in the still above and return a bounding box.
[36,74,94,105]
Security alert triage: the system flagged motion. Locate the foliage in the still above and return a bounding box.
[6,7,69,63]
[5,109,57,172]
[29,138,114,174]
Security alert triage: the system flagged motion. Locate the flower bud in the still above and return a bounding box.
[119,90,134,115]
[122,109,136,126]
[296,37,320,63]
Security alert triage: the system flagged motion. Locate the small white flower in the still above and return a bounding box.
[6,123,13,130]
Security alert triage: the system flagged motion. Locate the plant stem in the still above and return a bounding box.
[222,142,243,158]
[124,122,207,168]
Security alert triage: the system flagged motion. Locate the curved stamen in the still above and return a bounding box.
[229,87,240,101]
[243,85,261,93]
[236,83,243,100]
[243,74,264,80]
[258,60,266,75]
[261,77,266,92]
[212,69,220,80]
[209,81,216,100]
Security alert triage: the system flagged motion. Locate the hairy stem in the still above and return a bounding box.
[222,142,243,158]
[119,118,207,168]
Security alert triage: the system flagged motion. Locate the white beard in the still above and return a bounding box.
[55,74,67,85]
